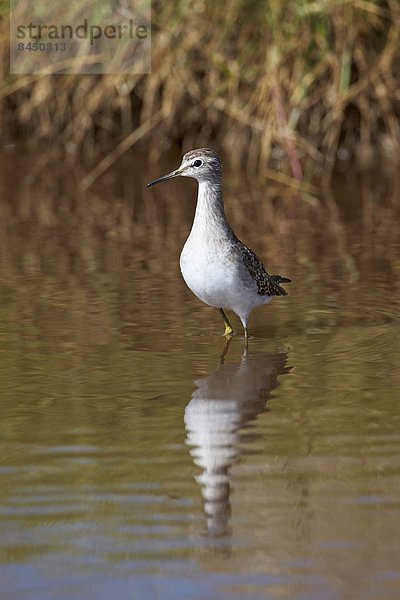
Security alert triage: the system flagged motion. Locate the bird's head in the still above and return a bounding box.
[147,148,222,187]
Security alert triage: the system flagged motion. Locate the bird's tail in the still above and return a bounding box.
[271,275,291,284]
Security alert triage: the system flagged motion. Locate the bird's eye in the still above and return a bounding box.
[193,159,202,167]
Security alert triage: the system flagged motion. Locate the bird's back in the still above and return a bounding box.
[232,239,290,298]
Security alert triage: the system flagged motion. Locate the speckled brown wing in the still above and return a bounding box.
[240,244,290,297]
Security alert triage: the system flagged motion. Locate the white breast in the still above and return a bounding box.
[180,238,232,308]
[180,235,270,318]
[178,180,272,326]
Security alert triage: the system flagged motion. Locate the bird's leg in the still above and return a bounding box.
[218,308,234,337]
[244,327,249,349]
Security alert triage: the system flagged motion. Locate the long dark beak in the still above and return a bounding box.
[147,169,181,188]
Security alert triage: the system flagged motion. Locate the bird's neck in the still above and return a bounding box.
[191,180,231,239]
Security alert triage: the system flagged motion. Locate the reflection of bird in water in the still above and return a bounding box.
[184,346,291,537]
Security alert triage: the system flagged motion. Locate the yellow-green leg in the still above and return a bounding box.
[218,308,234,337]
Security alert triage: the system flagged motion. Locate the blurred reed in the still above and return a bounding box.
[1,0,400,185]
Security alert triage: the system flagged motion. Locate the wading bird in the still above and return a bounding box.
[147,148,290,342]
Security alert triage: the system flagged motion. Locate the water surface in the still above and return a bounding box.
[0,151,399,599]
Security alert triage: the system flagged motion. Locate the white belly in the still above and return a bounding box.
[180,237,271,320]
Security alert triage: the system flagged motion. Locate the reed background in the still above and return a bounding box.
[1,0,400,186]
[1,0,399,304]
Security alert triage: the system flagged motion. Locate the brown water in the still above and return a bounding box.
[0,150,400,600]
